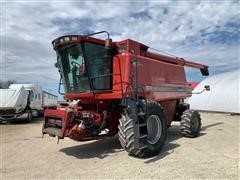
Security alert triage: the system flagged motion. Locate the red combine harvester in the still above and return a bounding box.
[42,31,209,158]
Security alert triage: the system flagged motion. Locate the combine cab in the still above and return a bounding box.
[42,31,209,158]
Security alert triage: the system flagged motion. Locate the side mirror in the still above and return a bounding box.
[191,85,210,94]
[204,85,210,91]
[200,66,209,76]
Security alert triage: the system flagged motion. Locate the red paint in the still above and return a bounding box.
[188,82,199,89]
[43,34,208,141]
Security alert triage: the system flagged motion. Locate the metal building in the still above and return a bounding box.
[188,70,240,113]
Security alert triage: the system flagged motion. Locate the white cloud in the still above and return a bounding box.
[1,0,239,95]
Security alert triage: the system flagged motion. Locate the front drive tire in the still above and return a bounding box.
[180,109,201,137]
[118,101,167,158]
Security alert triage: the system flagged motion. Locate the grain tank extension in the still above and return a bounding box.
[42,31,209,158]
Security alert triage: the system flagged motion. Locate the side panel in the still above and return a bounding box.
[128,54,192,123]
[135,55,192,101]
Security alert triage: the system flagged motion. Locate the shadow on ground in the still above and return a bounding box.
[60,126,182,161]
[144,122,224,163]
[0,117,44,126]
[201,122,224,131]
[60,136,123,159]
[60,121,223,161]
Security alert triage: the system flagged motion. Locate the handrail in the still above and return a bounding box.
[58,75,65,95]
[88,55,124,97]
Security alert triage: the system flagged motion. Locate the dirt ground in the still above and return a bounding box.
[0,112,239,179]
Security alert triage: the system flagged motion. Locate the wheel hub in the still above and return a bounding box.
[147,115,162,144]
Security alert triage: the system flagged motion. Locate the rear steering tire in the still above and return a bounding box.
[118,100,167,158]
[180,109,201,137]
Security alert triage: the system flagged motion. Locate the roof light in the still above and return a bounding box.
[52,36,79,47]
[71,36,78,41]
[64,37,70,41]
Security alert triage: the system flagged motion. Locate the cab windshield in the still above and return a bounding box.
[57,42,112,93]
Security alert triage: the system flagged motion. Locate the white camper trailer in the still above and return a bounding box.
[0,84,58,122]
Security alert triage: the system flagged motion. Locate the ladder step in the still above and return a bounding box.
[139,134,147,139]
[139,123,147,127]
[139,145,148,150]
[138,112,146,116]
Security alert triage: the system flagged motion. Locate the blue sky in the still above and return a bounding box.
[1,0,239,97]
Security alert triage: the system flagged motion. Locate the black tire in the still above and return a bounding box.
[25,110,33,123]
[118,100,167,158]
[180,109,201,137]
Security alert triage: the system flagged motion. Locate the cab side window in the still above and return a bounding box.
[30,90,34,100]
